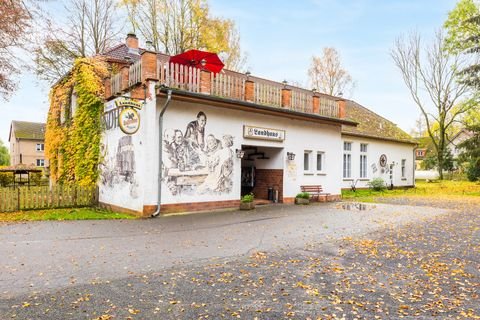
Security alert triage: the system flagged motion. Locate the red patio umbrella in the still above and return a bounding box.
[169,49,224,74]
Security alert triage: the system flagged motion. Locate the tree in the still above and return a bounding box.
[458,124,480,180]
[0,139,10,166]
[0,0,32,99]
[120,0,246,71]
[444,0,480,126]
[307,47,355,97]
[391,31,472,179]
[34,0,119,83]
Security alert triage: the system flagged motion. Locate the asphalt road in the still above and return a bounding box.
[2,200,475,319]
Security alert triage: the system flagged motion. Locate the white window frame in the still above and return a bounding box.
[401,159,406,178]
[360,143,368,178]
[36,143,44,152]
[36,159,45,167]
[343,142,352,179]
[316,151,325,174]
[303,150,313,174]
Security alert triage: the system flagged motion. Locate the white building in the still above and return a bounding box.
[341,101,417,190]
[96,34,416,216]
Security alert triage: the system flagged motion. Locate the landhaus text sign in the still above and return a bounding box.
[243,125,285,142]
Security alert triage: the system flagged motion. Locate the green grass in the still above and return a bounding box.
[0,207,137,222]
[342,180,480,202]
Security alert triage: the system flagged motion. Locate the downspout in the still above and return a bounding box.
[151,89,172,217]
[413,146,417,188]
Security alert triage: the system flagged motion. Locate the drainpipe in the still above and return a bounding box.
[151,89,172,217]
[413,146,417,188]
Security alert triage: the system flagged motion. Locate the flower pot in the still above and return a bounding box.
[295,198,310,205]
[240,202,255,210]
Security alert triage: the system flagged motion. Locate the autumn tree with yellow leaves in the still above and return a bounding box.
[120,0,246,71]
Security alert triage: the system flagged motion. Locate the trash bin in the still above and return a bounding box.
[267,187,273,201]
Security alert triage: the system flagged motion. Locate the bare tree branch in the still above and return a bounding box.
[391,30,471,179]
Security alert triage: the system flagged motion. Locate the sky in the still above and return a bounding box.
[1,0,458,145]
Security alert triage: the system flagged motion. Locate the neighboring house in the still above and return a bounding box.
[341,102,417,189]
[8,121,48,168]
[52,34,416,216]
[447,128,474,159]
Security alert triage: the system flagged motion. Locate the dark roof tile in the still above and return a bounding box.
[341,101,416,144]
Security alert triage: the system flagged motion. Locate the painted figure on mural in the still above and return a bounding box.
[197,134,234,194]
[172,129,201,171]
[184,111,207,151]
[163,111,234,196]
[205,134,222,156]
[162,129,176,171]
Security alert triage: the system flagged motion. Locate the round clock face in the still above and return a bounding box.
[119,108,140,135]
[379,154,387,167]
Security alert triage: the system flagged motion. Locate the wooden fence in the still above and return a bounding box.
[0,185,98,212]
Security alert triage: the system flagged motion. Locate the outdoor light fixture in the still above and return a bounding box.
[200,59,207,67]
[124,56,132,62]
[245,71,251,80]
[236,149,245,159]
[312,88,317,94]
[146,40,153,49]
[287,152,296,161]
[282,80,288,88]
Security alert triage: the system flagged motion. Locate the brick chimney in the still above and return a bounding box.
[126,33,139,49]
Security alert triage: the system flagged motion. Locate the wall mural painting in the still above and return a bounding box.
[100,136,139,198]
[163,111,234,196]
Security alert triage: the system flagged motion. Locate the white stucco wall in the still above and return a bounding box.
[157,98,343,205]
[341,135,415,189]
[98,83,157,213]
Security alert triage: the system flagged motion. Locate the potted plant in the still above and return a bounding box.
[240,193,255,210]
[295,192,310,205]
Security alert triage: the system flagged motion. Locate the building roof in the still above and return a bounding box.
[9,121,46,141]
[341,101,416,144]
[101,43,145,62]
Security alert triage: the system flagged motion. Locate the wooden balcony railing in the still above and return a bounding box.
[105,52,345,119]
[128,60,142,87]
[111,72,122,95]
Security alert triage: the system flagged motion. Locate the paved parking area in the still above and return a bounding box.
[1,200,470,319]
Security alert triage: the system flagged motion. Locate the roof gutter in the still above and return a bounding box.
[151,89,172,218]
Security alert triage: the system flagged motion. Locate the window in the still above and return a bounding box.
[36,159,45,167]
[360,143,367,153]
[36,143,44,152]
[360,143,367,178]
[316,152,324,172]
[343,142,352,178]
[401,159,406,178]
[304,151,312,172]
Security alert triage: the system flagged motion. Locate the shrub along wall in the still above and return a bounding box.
[46,58,108,186]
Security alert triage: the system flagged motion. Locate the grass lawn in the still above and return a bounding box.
[342,180,480,202]
[0,207,137,222]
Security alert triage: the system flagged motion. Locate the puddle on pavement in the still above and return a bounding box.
[339,203,375,211]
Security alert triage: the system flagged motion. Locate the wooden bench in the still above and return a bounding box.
[300,185,330,202]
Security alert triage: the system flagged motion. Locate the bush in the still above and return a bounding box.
[466,161,480,182]
[241,193,254,203]
[368,177,386,191]
[30,172,43,186]
[295,192,310,199]
[0,172,13,187]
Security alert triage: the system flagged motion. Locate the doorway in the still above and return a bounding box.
[240,145,284,203]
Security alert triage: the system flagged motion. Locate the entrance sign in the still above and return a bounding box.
[119,108,140,134]
[243,125,285,141]
[115,98,143,110]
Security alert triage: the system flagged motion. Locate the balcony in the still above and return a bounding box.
[106,52,345,119]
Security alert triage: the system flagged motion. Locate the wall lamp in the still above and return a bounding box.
[287,152,296,161]
[236,149,245,159]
